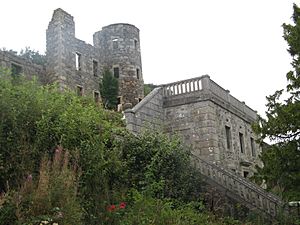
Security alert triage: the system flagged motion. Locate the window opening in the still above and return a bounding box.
[117,96,122,105]
[75,52,81,71]
[77,86,83,96]
[112,38,118,50]
[243,171,249,178]
[113,67,119,78]
[136,68,140,79]
[11,63,22,76]
[93,60,98,76]
[239,132,244,153]
[250,137,256,157]
[134,39,138,49]
[225,126,231,149]
[94,91,100,103]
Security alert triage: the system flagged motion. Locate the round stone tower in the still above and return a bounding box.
[93,23,144,109]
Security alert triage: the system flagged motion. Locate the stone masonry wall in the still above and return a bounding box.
[93,24,144,106]
[46,9,144,106]
[125,76,262,175]
[124,87,164,133]
[46,8,102,96]
[0,50,45,81]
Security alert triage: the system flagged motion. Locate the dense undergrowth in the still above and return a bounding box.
[0,69,296,224]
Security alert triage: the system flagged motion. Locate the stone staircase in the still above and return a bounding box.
[124,76,286,218]
[192,154,285,218]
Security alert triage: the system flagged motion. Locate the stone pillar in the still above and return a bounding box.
[46,8,75,90]
[201,75,211,90]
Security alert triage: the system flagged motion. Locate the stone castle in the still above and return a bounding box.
[0,8,285,217]
[1,8,144,110]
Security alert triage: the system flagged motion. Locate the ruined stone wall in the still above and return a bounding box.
[124,87,164,133]
[0,50,45,81]
[94,23,144,106]
[46,8,102,96]
[46,9,144,106]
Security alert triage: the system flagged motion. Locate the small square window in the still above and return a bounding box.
[11,63,22,76]
[243,171,249,178]
[117,96,122,105]
[112,38,118,50]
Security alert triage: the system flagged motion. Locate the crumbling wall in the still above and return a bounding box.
[0,50,45,80]
[46,8,102,96]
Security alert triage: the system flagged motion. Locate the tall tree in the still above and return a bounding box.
[100,69,119,110]
[253,4,300,200]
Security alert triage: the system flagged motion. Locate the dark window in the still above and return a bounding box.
[225,126,231,149]
[239,132,244,153]
[134,39,138,49]
[11,63,22,76]
[250,137,256,157]
[113,67,119,78]
[94,91,100,103]
[77,86,83,96]
[117,96,122,105]
[112,38,118,50]
[136,68,140,79]
[243,171,249,178]
[75,52,81,71]
[93,60,98,76]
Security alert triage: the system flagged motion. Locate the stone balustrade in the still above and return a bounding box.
[162,76,203,96]
[192,155,285,217]
[161,75,257,122]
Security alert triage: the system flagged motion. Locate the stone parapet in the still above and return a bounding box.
[162,76,257,123]
[193,155,284,218]
[124,87,164,133]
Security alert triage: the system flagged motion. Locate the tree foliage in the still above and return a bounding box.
[100,69,119,110]
[0,69,205,224]
[19,47,46,66]
[144,83,158,96]
[253,4,300,200]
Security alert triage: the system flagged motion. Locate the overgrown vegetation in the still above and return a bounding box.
[253,3,300,201]
[1,47,46,66]
[0,69,242,225]
[100,69,119,110]
[144,83,158,96]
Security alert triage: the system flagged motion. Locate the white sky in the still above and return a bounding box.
[0,0,297,116]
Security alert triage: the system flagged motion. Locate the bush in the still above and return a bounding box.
[0,147,82,225]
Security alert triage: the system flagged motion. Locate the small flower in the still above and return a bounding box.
[107,204,116,212]
[119,202,126,209]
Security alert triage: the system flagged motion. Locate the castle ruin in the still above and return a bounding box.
[0,8,285,217]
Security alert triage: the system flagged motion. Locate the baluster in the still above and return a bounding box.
[197,79,201,90]
[180,82,183,94]
[193,80,196,91]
